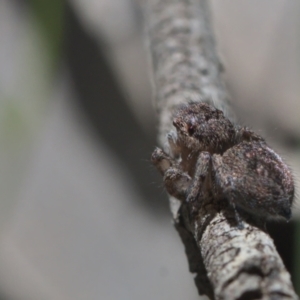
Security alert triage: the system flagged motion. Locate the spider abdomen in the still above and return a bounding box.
[212,141,294,220]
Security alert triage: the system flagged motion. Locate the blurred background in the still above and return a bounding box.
[0,0,299,299]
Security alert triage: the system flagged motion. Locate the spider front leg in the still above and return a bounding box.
[166,131,181,158]
[151,147,191,201]
[186,152,211,203]
[164,168,191,201]
[151,147,176,175]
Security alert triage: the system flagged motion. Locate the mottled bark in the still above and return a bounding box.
[140,0,298,299]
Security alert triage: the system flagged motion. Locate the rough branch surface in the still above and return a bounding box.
[141,0,298,299]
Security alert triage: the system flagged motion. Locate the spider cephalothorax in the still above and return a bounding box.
[172,103,235,154]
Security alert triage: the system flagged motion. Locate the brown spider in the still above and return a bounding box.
[152,102,294,223]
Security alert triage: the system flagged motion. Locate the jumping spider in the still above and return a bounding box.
[152,102,294,224]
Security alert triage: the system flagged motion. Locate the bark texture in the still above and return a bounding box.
[141,0,299,299]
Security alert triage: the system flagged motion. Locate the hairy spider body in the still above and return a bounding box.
[152,102,294,222]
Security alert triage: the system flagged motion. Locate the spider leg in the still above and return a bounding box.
[230,201,244,230]
[151,147,177,175]
[152,147,191,200]
[166,131,181,158]
[186,152,211,203]
[212,155,244,229]
[164,168,191,201]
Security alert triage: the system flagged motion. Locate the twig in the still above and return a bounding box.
[141,0,298,299]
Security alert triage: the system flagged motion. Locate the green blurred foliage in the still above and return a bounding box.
[28,0,64,70]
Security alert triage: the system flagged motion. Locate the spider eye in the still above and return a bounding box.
[188,125,195,136]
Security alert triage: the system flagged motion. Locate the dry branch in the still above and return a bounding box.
[140,0,298,299]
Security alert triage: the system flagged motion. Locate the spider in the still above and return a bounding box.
[152,102,294,223]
